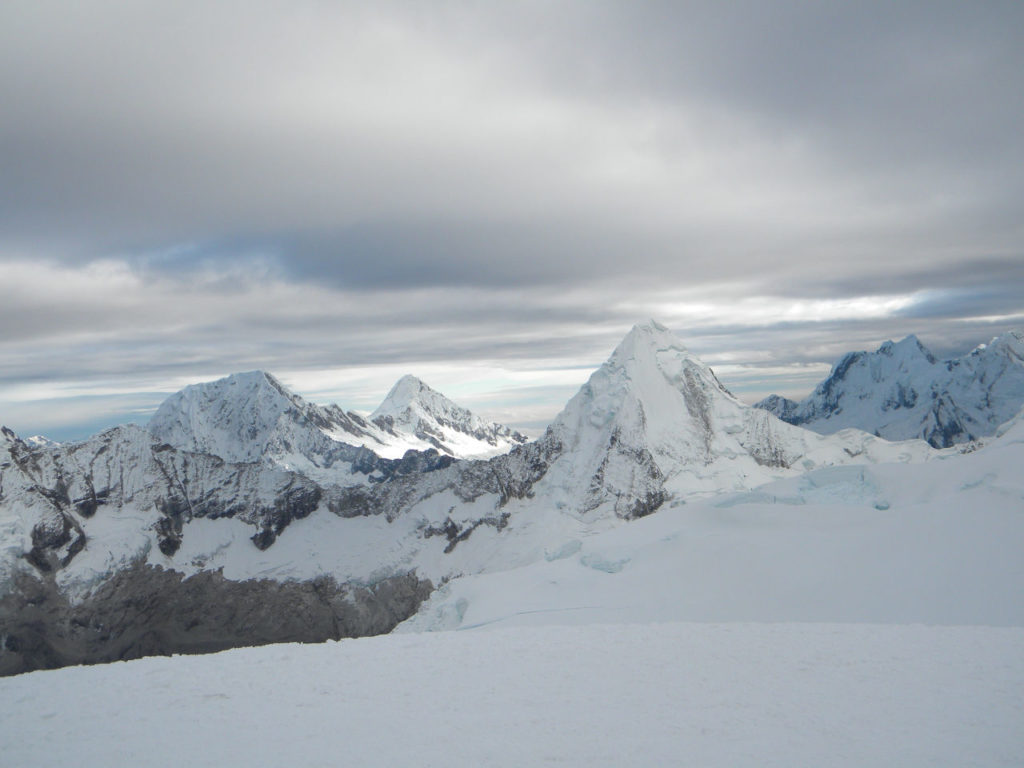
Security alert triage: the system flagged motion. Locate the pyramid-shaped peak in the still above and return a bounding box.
[551,320,739,449]
[370,374,528,455]
[624,319,681,343]
[894,334,927,351]
[610,320,689,364]
[372,375,455,417]
[635,318,670,333]
[380,374,431,404]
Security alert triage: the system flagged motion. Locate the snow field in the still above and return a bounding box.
[2,622,1021,768]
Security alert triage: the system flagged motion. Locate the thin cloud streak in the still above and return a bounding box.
[1,257,1019,440]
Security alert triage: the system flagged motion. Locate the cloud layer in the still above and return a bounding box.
[1,1,1022,438]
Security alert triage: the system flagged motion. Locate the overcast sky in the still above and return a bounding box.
[2,0,1023,440]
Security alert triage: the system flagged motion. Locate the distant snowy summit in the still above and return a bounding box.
[24,435,59,449]
[370,375,528,458]
[756,330,1024,447]
[148,370,527,465]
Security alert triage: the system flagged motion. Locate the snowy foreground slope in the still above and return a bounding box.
[2,624,1021,768]
[757,329,1024,446]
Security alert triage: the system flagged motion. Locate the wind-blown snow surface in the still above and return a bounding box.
[2,623,1021,767]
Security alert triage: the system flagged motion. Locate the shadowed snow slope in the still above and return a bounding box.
[757,330,1024,447]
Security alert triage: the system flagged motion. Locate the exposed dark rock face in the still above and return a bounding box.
[1,424,459,567]
[0,425,569,677]
[320,435,563,524]
[0,565,432,677]
[249,482,323,550]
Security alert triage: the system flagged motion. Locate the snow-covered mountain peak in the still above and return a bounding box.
[598,320,732,406]
[373,375,464,423]
[148,370,305,463]
[542,321,935,514]
[757,328,1024,447]
[546,323,758,511]
[384,373,428,399]
[879,334,937,364]
[810,335,940,398]
[609,319,689,365]
[980,329,1024,360]
[147,367,527,466]
[551,322,740,458]
[371,375,528,458]
[592,319,735,414]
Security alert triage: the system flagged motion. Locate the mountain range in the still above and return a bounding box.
[149,370,529,466]
[756,330,1024,447]
[1,321,1017,675]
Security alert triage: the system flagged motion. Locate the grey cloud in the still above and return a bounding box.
[166,223,694,290]
[489,2,1024,162]
[789,256,1024,296]
[2,1,1021,292]
[1,1,1022,437]
[771,255,1024,313]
